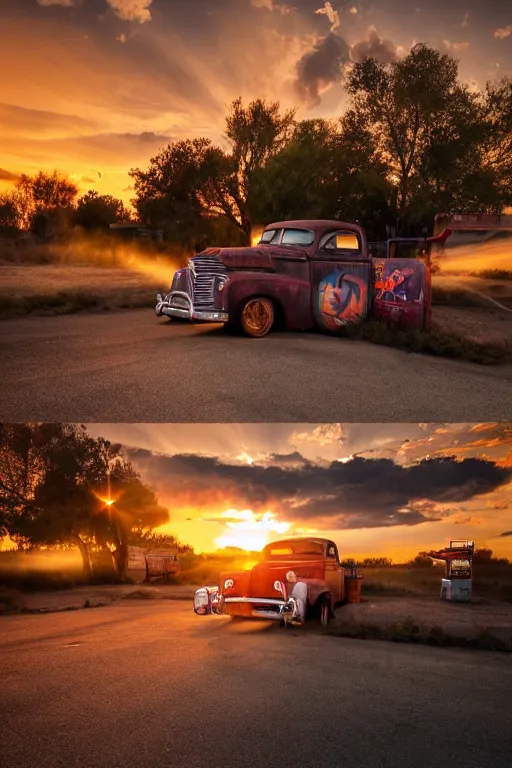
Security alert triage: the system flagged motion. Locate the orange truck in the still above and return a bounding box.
[193,537,362,628]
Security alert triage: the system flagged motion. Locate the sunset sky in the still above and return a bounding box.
[86,422,512,560]
[1,0,511,205]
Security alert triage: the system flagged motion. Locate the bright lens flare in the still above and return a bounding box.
[93,491,119,508]
[251,227,264,246]
[440,239,512,274]
[215,509,291,551]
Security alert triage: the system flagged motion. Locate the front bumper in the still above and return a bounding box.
[193,586,303,623]
[155,291,229,323]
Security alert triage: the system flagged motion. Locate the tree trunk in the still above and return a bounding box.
[113,543,128,581]
[111,512,128,581]
[73,534,92,581]
[240,211,252,246]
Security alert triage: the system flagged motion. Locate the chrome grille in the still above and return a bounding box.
[190,255,227,308]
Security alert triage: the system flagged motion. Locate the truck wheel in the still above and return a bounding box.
[319,597,331,628]
[239,298,274,338]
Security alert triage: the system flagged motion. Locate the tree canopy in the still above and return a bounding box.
[129,50,511,242]
[2,44,510,245]
[0,423,170,580]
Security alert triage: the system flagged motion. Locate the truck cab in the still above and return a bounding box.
[193,537,348,628]
[156,219,431,337]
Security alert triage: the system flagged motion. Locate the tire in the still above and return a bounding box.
[239,297,274,338]
[319,597,331,628]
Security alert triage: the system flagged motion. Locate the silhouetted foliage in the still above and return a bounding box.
[361,557,394,567]
[74,191,130,231]
[0,423,171,580]
[3,45,511,247]
[408,552,435,568]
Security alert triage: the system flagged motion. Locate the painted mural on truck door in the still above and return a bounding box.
[371,258,430,329]
[312,228,371,330]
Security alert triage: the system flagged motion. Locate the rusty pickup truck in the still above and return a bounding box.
[156,219,447,337]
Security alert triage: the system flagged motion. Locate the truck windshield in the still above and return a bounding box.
[281,228,314,246]
[263,540,324,558]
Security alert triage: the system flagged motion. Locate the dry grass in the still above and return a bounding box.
[432,275,512,310]
[0,236,186,319]
[360,565,512,602]
[326,618,512,651]
[338,319,510,365]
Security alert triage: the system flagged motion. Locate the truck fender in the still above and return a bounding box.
[226,273,312,331]
[295,578,331,608]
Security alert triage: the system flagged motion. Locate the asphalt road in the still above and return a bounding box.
[1,310,511,422]
[2,602,512,768]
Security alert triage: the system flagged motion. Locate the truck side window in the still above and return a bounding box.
[260,229,280,244]
[320,231,360,252]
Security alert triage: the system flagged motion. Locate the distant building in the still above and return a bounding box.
[109,222,164,243]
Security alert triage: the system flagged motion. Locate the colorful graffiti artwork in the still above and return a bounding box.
[373,260,424,305]
[318,271,368,329]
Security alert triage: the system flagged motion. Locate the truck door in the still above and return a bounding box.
[311,228,371,331]
[371,256,431,330]
[325,542,344,604]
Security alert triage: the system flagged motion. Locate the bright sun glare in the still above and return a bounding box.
[215,509,291,551]
[251,227,264,246]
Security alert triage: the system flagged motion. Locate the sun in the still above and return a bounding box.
[251,227,264,246]
[214,509,291,552]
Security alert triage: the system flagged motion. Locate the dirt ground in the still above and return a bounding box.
[433,305,512,347]
[4,585,511,648]
[342,595,512,631]
[432,274,512,347]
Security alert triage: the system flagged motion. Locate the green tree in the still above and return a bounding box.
[75,191,130,231]
[333,109,394,238]
[130,98,295,246]
[0,423,170,581]
[408,551,434,568]
[473,547,494,564]
[130,527,194,555]
[221,97,296,238]
[481,78,512,209]
[14,171,78,237]
[251,119,339,223]
[361,557,393,567]
[0,193,21,236]
[346,43,490,232]
[130,137,218,248]
[252,114,393,239]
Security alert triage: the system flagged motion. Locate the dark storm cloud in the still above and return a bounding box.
[263,451,313,468]
[126,449,512,531]
[351,28,399,64]
[295,33,351,107]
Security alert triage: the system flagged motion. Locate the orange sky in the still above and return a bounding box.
[86,422,512,561]
[0,0,511,205]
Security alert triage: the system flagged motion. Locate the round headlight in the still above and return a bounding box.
[286,571,297,583]
[223,578,234,590]
[274,580,283,593]
[217,278,227,292]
